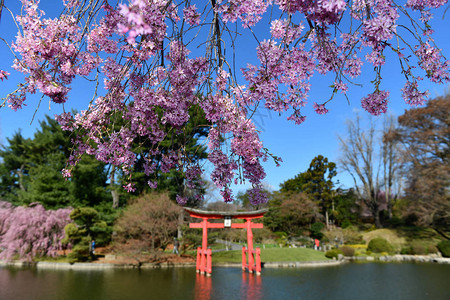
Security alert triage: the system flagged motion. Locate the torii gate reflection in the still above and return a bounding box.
[185,208,268,276]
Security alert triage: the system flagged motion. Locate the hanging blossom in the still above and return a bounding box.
[313,102,329,115]
[401,80,429,106]
[361,90,390,116]
[247,186,268,206]
[183,5,201,26]
[0,70,9,81]
[3,0,450,205]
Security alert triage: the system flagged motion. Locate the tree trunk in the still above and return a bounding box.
[177,209,184,239]
[110,165,119,209]
[374,210,382,228]
[18,164,26,191]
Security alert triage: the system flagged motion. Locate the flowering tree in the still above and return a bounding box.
[0,0,448,205]
[0,201,72,260]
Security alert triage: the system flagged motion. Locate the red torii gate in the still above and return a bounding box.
[185,207,267,276]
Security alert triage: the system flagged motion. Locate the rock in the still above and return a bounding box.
[105,254,116,261]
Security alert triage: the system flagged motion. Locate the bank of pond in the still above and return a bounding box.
[1,258,449,300]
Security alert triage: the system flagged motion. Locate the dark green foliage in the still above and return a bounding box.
[325,249,343,259]
[279,172,308,193]
[310,222,325,240]
[126,105,209,204]
[367,238,393,253]
[400,246,412,255]
[339,246,355,257]
[302,155,337,214]
[0,131,33,204]
[67,238,91,262]
[437,240,450,257]
[69,207,110,245]
[0,116,111,209]
[278,155,338,227]
[280,155,337,221]
[341,219,352,229]
[333,188,359,227]
[63,207,111,261]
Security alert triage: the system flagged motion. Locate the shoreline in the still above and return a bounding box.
[1,255,449,270]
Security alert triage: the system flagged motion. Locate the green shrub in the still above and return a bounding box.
[410,243,427,255]
[427,245,438,254]
[274,231,289,246]
[437,240,450,257]
[339,246,355,257]
[325,249,343,259]
[400,247,412,255]
[67,237,91,263]
[367,238,393,254]
[361,223,376,232]
[341,219,353,229]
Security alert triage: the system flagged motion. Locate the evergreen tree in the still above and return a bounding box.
[302,155,337,227]
[279,155,337,226]
[0,131,33,204]
[123,104,210,206]
[0,116,111,209]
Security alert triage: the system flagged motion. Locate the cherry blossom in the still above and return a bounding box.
[0,201,71,261]
[0,70,9,81]
[1,0,449,204]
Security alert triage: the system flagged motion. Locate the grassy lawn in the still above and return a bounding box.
[211,247,329,264]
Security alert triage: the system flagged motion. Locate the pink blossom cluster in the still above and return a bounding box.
[0,70,9,81]
[118,0,167,48]
[277,0,346,24]
[247,186,268,205]
[0,201,72,261]
[3,0,450,205]
[415,42,450,84]
[313,102,329,115]
[215,0,271,26]
[401,80,429,106]
[8,0,102,105]
[406,0,447,10]
[361,90,390,116]
[183,5,201,26]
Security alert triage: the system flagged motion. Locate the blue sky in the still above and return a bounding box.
[0,2,449,200]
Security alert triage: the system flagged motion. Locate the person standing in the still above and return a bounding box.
[173,238,180,255]
[314,239,320,251]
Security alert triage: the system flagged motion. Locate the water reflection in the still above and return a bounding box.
[1,263,449,300]
[240,271,262,300]
[194,270,263,300]
[195,273,212,300]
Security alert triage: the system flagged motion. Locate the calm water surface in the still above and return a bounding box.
[1,263,449,300]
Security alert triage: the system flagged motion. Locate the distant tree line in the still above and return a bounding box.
[0,95,448,260]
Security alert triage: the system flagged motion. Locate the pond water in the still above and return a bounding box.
[1,263,449,300]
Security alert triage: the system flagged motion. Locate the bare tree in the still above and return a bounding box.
[381,115,403,219]
[338,115,382,227]
[114,193,181,251]
[338,114,402,227]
